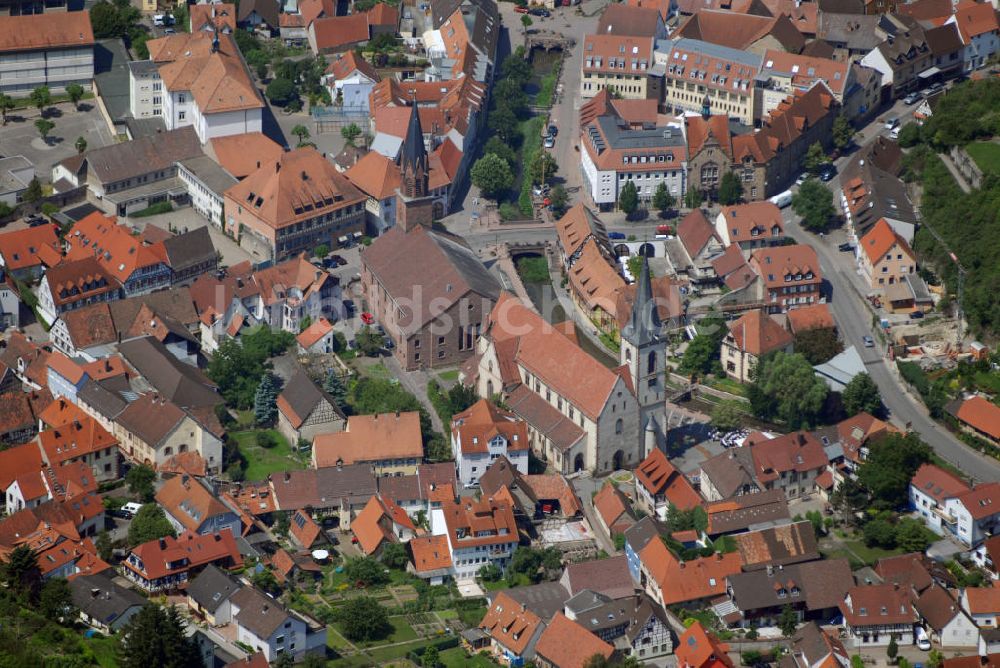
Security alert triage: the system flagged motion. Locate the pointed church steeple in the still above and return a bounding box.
[622,255,661,347]
[400,102,428,198]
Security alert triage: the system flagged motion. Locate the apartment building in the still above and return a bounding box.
[225,147,366,263]
[451,399,528,488]
[127,60,162,119]
[654,38,762,126]
[857,218,917,291]
[748,244,823,312]
[144,31,263,144]
[581,34,655,100]
[0,12,94,96]
[757,49,855,118]
[431,497,518,580]
[579,90,687,209]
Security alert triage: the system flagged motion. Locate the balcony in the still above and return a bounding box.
[931,505,957,524]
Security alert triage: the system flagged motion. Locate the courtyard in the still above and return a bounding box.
[0,102,113,183]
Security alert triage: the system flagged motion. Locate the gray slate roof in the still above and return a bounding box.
[118,336,221,409]
[232,586,293,639]
[71,127,202,185]
[728,558,854,614]
[277,368,345,426]
[178,156,238,197]
[70,572,146,626]
[499,582,570,622]
[0,156,33,196]
[162,227,219,275]
[187,564,241,614]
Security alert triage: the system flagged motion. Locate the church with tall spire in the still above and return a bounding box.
[395,103,436,231]
[620,255,668,456]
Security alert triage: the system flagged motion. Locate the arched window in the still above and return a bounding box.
[615,419,623,434]
[164,446,173,457]
[647,350,656,374]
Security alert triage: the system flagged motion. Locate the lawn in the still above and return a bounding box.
[440,647,502,668]
[822,539,905,567]
[386,616,419,643]
[230,429,305,480]
[704,376,748,397]
[437,369,459,383]
[966,141,1000,175]
[482,573,532,591]
[83,636,120,668]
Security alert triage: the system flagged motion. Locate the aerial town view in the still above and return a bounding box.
[0,0,999,664]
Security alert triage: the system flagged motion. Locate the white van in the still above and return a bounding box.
[121,502,143,518]
[153,13,166,26]
[769,190,793,208]
[916,626,931,651]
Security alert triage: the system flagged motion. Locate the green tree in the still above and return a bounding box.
[887,633,899,664]
[652,182,675,216]
[862,518,897,548]
[711,400,745,432]
[858,432,931,509]
[274,511,290,537]
[265,77,297,106]
[678,319,726,376]
[478,563,502,581]
[207,327,295,408]
[313,243,329,258]
[792,179,836,232]
[126,464,156,502]
[471,153,514,200]
[251,568,281,596]
[355,325,384,356]
[493,79,528,117]
[127,504,177,546]
[35,118,55,143]
[341,122,362,146]
[832,114,854,150]
[0,93,13,125]
[291,124,311,146]
[3,544,40,600]
[22,177,42,203]
[40,577,75,622]
[842,372,883,417]
[583,655,612,668]
[750,352,829,428]
[684,186,703,210]
[90,0,136,39]
[66,83,85,111]
[717,171,743,205]
[483,136,516,166]
[618,180,639,216]
[487,105,518,143]
[338,595,391,641]
[793,327,842,365]
[778,604,798,637]
[119,604,202,668]
[30,86,51,117]
[75,136,88,154]
[172,2,189,32]
[529,151,558,185]
[851,656,865,668]
[253,373,278,426]
[521,14,532,28]
[895,517,932,552]
[501,49,531,82]
[549,184,569,216]
[803,141,828,174]
[928,649,944,668]
[380,542,409,570]
[422,644,441,668]
[324,372,348,406]
[897,122,922,148]
[345,557,389,587]
[95,530,113,562]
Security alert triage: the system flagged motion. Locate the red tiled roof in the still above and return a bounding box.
[451,399,528,456]
[290,509,322,548]
[634,448,701,510]
[296,316,334,349]
[719,202,784,245]
[366,2,398,26]
[676,621,734,668]
[640,538,741,605]
[859,218,914,266]
[952,1,1000,42]
[957,482,1000,520]
[37,415,117,466]
[0,11,94,52]
[351,495,413,555]
[409,534,452,573]
[311,13,370,52]
[966,586,1000,615]
[727,310,793,357]
[911,463,970,504]
[480,591,544,656]
[535,612,614,667]
[210,133,284,179]
[0,224,60,271]
[786,303,835,333]
[124,530,242,581]
[840,584,914,626]
[313,411,422,468]
[954,395,1000,442]
[593,482,632,534]
[750,431,828,484]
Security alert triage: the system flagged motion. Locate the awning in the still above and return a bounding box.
[918,67,942,79]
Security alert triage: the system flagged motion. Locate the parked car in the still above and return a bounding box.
[862,335,875,348]
[120,502,143,519]
[838,242,853,252]
[360,312,374,325]
[342,299,356,314]
[909,310,925,319]
[548,124,558,137]
[530,8,550,16]
[769,190,793,208]
[330,254,347,266]
[656,224,673,235]
[514,5,529,12]
[889,127,900,140]
[819,164,837,182]
[916,627,931,651]
[885,117,900,130]
[608,231,626,240]
[543,136,555,148]
[904,92,922,105]
[164,27,176,34]
[795,173,808,186]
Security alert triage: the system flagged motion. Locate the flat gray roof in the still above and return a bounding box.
[179,155,239,195]
[656,37,764,70]
[94,38,131,122]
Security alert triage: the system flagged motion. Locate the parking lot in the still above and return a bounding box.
[0,102,113,183]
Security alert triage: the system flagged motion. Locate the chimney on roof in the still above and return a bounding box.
[276,162,281,173]
[181,474,189,487]
[284,472,291,482]
[678,560,685,569]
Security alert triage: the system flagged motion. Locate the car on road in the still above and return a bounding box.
[530,8,550,16]
[608,231,626,240]
[164,27,176,34]
[532,183,550,196]
[928,82,945,93]
[330,254,347,266]
[838,242,853,252]
[862,335,875,348]
[543,135,555,148]
[795,173,808,186]
[909,310,924,319]
[360,312,374,325]
[342,299,356,315]
[120,502,143,519]
[904,92,922,105]
[656,224,673,235]
[884,117,900,130]
[514,5,529,12]
[819,164,837,182]
[548,124,558,137]
[889,127,900,140]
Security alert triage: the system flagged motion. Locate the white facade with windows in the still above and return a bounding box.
[128,60,163,119]
[0,46,93,96]
[452,432,528,488]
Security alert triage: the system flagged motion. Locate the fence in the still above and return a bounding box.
[949,145,984,190]
[311,105,369,134]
